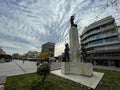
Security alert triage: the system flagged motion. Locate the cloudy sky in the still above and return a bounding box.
[0,0,120,56]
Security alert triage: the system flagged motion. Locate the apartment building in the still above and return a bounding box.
[42,42,55,57]
[80,16,120,67]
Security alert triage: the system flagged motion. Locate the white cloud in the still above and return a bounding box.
[55,43,65,56]
[0,0,120,55]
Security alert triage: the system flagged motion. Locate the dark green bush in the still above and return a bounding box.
[37,62,50,84]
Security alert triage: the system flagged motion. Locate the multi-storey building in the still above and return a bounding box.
[80,16,120,67]
[0,48,5,54]
[25,51,39,58]
[42,42,55,57]
[0,48,12,62]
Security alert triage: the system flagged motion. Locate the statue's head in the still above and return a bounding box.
[71,15,74,20]
[65,43,69,48]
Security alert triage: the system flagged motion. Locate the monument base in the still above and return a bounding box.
[51,70,104,89]
[61,62,93,77]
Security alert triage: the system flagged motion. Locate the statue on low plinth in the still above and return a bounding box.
[63,43,70,62]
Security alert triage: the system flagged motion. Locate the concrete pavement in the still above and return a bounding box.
[0,60,119,77]
[0,60,61,76]
[0,60,37,76]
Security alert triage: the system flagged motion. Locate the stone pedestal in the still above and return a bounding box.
[61,62,93,77]
[69,26,81,62]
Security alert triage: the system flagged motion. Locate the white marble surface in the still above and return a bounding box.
[51,69,104,89]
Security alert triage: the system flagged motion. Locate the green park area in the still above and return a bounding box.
[5,68,120,90]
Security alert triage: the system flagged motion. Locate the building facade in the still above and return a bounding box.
[24,51,39,58]
[80,16,120,67]
[0,48,5,54]
[0,48,12,62]
[42,42,55,57]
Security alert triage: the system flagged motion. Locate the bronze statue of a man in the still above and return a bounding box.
[63,43,70,62]
[70,15,77,27]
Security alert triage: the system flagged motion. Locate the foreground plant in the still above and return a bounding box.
[37,62,50,84]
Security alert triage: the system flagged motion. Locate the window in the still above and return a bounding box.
[105,36,118,42]
[95,34,101,39]
[89,39,103,45]
[105,44,120,50]
[89,34,102,40]
[103,30,116,35]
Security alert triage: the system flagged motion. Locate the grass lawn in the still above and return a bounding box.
[5,68,120,90]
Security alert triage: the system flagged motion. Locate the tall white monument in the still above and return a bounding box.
[52,15,104,89]
[61,15,93,76]
[69,25,81,62]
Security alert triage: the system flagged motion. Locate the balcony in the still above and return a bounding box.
[81,24,116,41]
[83,33,118,44]
[91,56,120,60]
[82,18,114,36]
[86,41,120,49]
[101,25,115,32]
[81,29,102,41]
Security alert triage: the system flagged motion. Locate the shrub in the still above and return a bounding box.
[37,62,50,84]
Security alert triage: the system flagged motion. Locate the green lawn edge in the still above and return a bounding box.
[5,68,120,90]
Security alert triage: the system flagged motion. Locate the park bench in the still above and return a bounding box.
[0,75,7,90]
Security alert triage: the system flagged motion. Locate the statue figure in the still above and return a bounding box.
[70,15,77,27]
[63,43,70,62]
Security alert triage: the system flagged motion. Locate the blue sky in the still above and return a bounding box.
[0,0,120,56]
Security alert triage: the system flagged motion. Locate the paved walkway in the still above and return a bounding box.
[0,60,61,76]
[0,60,119,77]
[0,60,37,76]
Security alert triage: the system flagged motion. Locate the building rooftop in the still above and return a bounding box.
[42,42,55,46]
[82,16,114,35]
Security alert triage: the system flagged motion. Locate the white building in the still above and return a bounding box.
[81,16,120,67]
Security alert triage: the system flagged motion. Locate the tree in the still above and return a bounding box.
[12,53,20,59]
[38,52,50,59]
[81,44,87,62]
[37,62,50,84]
[63,43,70,62]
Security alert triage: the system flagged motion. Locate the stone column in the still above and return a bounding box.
[69,26,81,62]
